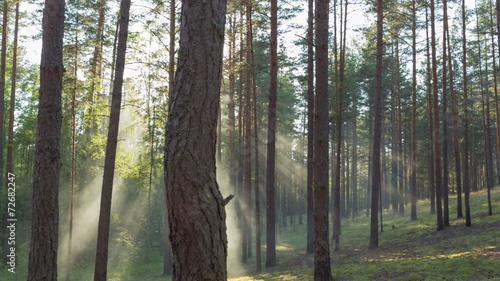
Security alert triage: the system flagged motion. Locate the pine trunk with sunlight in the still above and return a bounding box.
[164,0,229,279]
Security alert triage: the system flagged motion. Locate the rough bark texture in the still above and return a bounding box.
[94,0,130,279]
[164,0,228,279]
[28,0,65,279]
[313,0,332,279]
[265,0,278,268]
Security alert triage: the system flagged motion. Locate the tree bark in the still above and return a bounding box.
[430,0,444,231]
[94,0,130,279]
[369,0,383,250]
[490,0,500,187]
[446,16,463,220]
[164,0,228,279]
[28,0,65,279]
[410,0,418,221]
[462,0,472,227]
[266,0,278,268]
[313,0,333,279]
[442,0,451,227]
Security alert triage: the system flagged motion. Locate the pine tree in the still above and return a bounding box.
[94,0,131,278]
[164,0,229,278]
[28,0,66,279]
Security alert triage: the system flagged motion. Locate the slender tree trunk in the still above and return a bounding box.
[253,64,262,273]
[0,2,8,241]
[90,0,107,130]
[164,0,229,279]
[4,0,19,266]
[306,0,314,255]
[352,112,358,219]
[395,43,404,216]
[476,10,494,216]
[410,0,418,221]
[313,0,333,278]
[28,0,65,279]
[369,0,383,250]
[442,0,451,227]
[462,0,472,227]
[430,0,444,231]
[490,1,500,187]
[242,0,254,259]
[425,3,436,215]
[333,0,348,251]
[391,61,399,215]
[108,15,120,96]
[265,0,278,268]
[94,0,130,279]
[249,6,262,272]
[497,0,500,75]
[446,20,463,220]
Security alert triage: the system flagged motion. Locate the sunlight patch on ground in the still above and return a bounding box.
[276,244,294,252]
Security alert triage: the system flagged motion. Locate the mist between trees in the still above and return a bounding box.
[0,0,498,279]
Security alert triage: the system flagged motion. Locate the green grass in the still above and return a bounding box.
[2,188,498,281]
[231,188,500,281]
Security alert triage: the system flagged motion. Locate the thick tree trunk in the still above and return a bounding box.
[28,0,65,279]
[164,0,228,279]
[266,0,278,268]
[313,0,332,279]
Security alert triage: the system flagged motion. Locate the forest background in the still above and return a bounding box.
[0,0,499,279]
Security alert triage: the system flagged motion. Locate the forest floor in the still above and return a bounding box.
[3,188,498,280]
[228,188,500,281]
[109,188,500,281]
